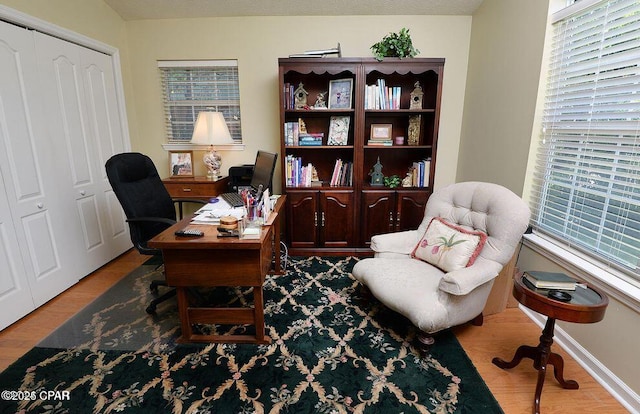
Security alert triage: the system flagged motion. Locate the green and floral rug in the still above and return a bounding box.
[0,256,502,413]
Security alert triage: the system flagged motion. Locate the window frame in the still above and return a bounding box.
[527,0,640,309]
[158,60,244,151]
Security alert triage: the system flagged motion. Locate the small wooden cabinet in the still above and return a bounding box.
[162,176,229,200]
[286,190,355,252]
[278,57,444,255]
[361,190,429,247]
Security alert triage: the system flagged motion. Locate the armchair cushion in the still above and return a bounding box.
[411,217,487,272]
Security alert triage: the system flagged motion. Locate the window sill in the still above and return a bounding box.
[523,233,640,313]
[162,143,245,151]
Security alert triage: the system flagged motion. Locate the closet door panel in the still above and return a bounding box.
[33,33,93,280]
[0,25,43,204]
[80,47,130,258]
[0,171,35,330]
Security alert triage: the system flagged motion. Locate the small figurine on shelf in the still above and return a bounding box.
[294,83,308,109]
[370,157,384,186]
[410,81,424,110]
[408,114,421,145]
[311,166,322,186]
[402,170,413,187]
[314,91,327,109]
[298,118,308,134]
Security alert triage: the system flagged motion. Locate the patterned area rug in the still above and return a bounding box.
[0,256,502,413]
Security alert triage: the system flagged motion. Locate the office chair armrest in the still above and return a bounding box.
[172,198,207,219]
[126,217,177,226]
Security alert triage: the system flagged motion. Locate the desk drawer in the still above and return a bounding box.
[164,182,212,198]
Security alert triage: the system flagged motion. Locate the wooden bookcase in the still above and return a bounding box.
[278,57,444,255]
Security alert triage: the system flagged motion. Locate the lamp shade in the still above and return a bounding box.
[190,111,233,145]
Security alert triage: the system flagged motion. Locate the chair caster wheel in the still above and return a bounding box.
[146,304,156,314]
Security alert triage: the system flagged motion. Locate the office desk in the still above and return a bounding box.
[148,196,285,344]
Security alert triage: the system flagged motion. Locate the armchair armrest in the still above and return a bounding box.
[438,258,503,295]
[370,230,420,256]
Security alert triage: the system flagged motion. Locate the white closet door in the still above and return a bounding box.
[79,46,130,262]
[0,22,77,309]
[34,33,130,276]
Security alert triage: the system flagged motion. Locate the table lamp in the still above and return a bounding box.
[190,111,233,180]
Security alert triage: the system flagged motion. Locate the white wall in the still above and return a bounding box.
[125,16,472,192]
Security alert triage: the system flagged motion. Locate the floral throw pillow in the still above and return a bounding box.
[411,217,487,272]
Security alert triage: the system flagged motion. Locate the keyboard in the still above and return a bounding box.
[220,192,245,208]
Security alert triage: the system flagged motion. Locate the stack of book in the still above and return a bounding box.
[365,79,401,110]
[410,158,431,187]
[284,156,320,187]
[367,137,393,146]
[523,271,577,290]
[330,159,353,186]
[284,121,324,146]
[298,133,324,146]
[283,121,299,146]
[282,83,295,110]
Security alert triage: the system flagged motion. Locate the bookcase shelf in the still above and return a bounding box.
[279,57,444,255]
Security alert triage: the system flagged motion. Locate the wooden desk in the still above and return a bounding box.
[162,176,230,200]
[148,196,285,344]
[492,273,608,414]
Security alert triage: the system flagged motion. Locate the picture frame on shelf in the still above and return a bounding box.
[327,116,350,146]
[328,78,353,109]
[370,124,392,140]
[169,150,194,177]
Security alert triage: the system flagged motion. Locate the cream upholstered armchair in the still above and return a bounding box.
[352,181,530,345]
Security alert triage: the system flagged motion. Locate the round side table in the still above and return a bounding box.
[492,273,608,414]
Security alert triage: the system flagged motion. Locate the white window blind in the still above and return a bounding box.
[158,60,242,143]
[532,0,640,279]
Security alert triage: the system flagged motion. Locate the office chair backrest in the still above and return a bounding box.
[105,152,176,254]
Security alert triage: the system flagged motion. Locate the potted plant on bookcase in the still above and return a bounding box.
[370,28,420,61]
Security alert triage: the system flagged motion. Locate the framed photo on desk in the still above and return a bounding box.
[169,150,194,177]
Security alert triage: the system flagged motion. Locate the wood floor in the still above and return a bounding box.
[0,249,629,413]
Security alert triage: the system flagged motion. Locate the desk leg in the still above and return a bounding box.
[273,214,283,274]
[176,287,192,342]
[492,317,578,414]
[253,286,269,344]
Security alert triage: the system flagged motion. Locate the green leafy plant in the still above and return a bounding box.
[384,175,401,188]
[370,28,420,61]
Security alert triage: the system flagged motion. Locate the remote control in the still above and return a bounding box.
[174,228,204,237]
[217,229,239,237]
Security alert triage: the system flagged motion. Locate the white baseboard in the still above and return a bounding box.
[521,307,639,414]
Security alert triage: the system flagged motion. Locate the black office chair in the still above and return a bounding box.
[105,152,206,314]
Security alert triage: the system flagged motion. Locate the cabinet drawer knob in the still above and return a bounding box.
[182,188,192,192]
[314,211,318,227]
[80,190,86,196]
[37,202,44,209]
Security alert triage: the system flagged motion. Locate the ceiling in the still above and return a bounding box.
[104,0,484,20]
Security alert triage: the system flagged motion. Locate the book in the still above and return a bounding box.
[523,271,577,290]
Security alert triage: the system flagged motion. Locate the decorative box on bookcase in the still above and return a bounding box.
[278,57,444,255]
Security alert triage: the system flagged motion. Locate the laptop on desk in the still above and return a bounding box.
[220,150,278,207]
